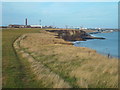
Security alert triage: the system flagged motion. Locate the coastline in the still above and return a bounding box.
[3,28,118,88]
[15,29,118,88]
[73,31,119,59]
[74,41,118,59]
[46,29,118,59]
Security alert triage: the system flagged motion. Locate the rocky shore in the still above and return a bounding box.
[46,30,105,41]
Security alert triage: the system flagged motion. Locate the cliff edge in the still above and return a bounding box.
[46,30,105,41]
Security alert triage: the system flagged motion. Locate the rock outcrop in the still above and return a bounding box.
[46,30,105,41]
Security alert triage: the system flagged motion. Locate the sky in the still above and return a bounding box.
[1,0,120,2]
[2,2,118,28]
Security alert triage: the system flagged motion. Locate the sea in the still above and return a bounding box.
[73,31,119,59]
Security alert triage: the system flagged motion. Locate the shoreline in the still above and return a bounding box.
[18,29,118,60]
[46,29,105,41]
[74,43,119,59]
[73,31,119,59]
[45,29,118,59]
[18,30,118,88]
[73,41,117,59]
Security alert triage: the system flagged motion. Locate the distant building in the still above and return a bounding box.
[8,24,30,28]
[9,24,20,28]
[0,26,8,28]
[30,25,42,28]
[42,26,53,29]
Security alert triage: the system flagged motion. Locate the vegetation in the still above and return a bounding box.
[2,28,118,88]
[2,28,45,88]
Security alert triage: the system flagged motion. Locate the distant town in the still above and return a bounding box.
[1,18,119,33]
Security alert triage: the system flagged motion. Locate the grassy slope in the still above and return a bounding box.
[19,30,118,88]
[2,28,44,88]
[0,29,2,88]
[2,28,118,88]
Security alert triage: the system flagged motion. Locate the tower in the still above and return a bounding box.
[25,18,27,26]
[40,20,41,25]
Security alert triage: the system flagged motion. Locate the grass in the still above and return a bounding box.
[2,28,118,88]
[2,28,45,88]
[18,30,118,88]
[0,29,2,88]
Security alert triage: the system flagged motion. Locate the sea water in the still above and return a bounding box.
[74,31,119,58]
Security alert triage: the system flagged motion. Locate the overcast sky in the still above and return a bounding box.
[2,2,118,28]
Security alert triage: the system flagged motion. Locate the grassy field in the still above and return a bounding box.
[2,28,46,88]
[2,28,118,88]
[0,29,2,88]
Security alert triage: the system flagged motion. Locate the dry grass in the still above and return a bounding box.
[2,28,46,88]
[16,30,118,88]
[14,32,71,88]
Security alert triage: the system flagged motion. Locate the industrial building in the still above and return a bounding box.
[30,25,42,28]
[8,24,31,28]
[8,18,53,29]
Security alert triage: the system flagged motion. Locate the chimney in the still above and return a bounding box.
[25,18,27,25]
